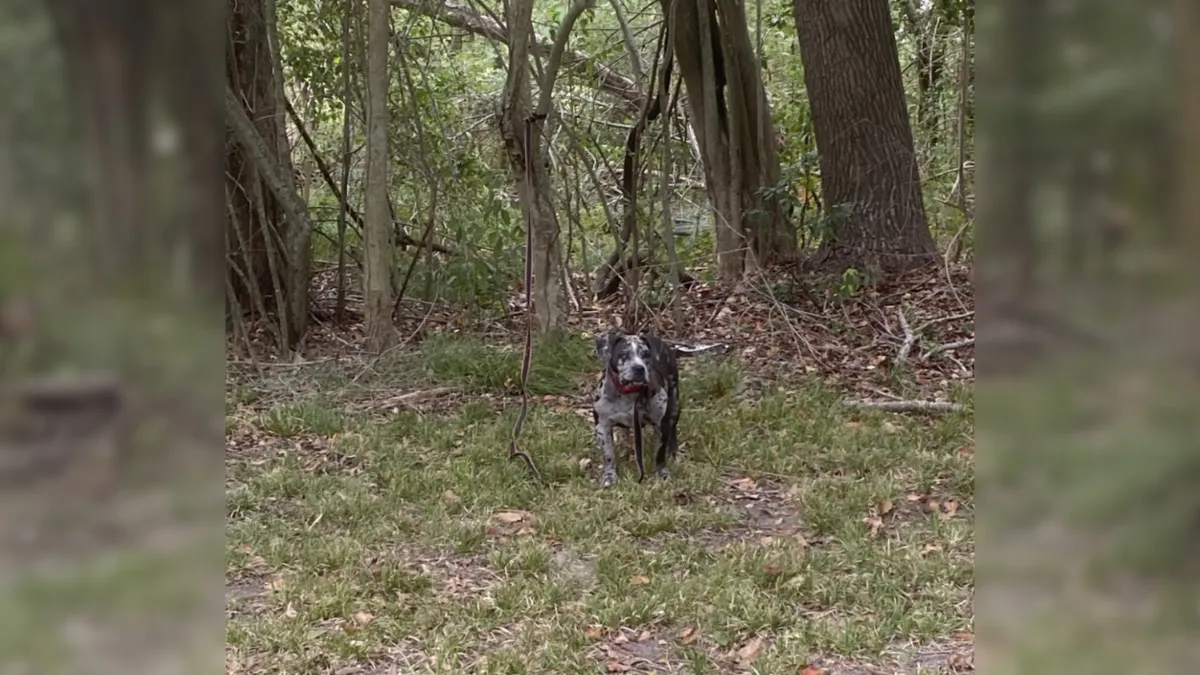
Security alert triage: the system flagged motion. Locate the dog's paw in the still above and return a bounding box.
[600,470,617,488]
[656,465,670,480]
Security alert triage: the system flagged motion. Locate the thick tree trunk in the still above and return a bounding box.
[45,0,150,281]
[974,0,1038,306]
[793,0,941,275]
[225,0,310,348]
[364,0,395,352]
[45,0,222,300]
[666,0,797,281]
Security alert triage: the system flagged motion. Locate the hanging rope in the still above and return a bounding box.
[507,113,543,481]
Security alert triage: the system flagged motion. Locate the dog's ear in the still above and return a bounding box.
[594,330,616,361]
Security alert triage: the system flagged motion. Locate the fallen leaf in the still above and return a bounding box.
[605,662,631,673]
[352,611,374,626]
[863,515,884,537]
[679,625,698,645]
[957,445,974,456]
[922,544,942,555]
[493,510,527,524]
[731,477,758,492]
[940,499,960,519]
[613,634,629,645]
[584,626,604,640]
[876,499,894,516]
[628,575,650,587]
[736,636,766,665]
[638,630,652,642]
[443,490,460,504]
[905,493,924,501]
[952,630,974,642]
[760,536,777,547]
[800,666,823,675]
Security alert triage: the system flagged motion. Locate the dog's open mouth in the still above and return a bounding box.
[611,372,646,394]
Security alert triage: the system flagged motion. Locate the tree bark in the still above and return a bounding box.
[364,0,395,351]
[666,0,797,280]
[225,0,310,348]
[974,0,1038,307]
[44,0,150,282]
[793,0,941,275]
[499,0,575,334]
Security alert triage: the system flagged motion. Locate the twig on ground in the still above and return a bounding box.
[913,311,974,335]
[896,307,917,364]
[377,387,456,410]
[922,338,975,359]
[845,399,965,413]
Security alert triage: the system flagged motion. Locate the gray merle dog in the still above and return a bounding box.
[591,329,684,488]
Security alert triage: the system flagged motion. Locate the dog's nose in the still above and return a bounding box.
[631,364,646,380]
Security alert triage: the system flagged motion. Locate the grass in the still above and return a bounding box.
[226,334,974,674]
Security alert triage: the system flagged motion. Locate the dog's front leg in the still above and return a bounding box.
[596,420,618,488]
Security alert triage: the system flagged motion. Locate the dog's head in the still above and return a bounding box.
[594,330,653,394]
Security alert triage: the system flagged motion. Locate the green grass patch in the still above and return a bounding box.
[227,336,974,674]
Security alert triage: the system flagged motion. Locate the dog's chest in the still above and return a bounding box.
[595,386,669,429]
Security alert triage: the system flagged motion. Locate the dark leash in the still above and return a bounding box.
[633,392,646,482]
[507,114,542,482]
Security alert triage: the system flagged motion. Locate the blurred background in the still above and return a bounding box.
[978,0,1200,671]
[0,0,221,672]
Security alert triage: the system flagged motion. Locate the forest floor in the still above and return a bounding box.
[224,263,976,674]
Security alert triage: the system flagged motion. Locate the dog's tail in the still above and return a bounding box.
[666,341,728,358]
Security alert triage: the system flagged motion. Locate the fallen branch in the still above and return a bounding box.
[895,307,916,364]
[923,337,975,359]
[376,387,455,409]
[845,400,965,413]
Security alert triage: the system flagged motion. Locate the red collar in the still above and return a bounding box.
[610,370,645,395]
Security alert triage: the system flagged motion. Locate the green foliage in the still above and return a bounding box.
[273,0,977,313]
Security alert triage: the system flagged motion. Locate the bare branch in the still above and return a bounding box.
[535,0,597,118]
[923,338,974,359]
[608,0,645,86]
[389,0,642,109]
[896,306,916,363]
[845,400,965,413]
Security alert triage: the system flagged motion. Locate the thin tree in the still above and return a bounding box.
[793,0,941,274]
[498,0,588,334]
[364,0,395,351]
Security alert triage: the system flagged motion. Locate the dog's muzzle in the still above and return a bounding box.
[610,369,646,395]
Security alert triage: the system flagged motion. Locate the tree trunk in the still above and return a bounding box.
[225,0,310,349]
[974,0,1038,307]
[364,0,395,351]
[45,0,223,300]
[44,0,150,282]
[1175,0,1200,265]
[499,0,566,334]
[666,0,797,281]
[793,0,941,275]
